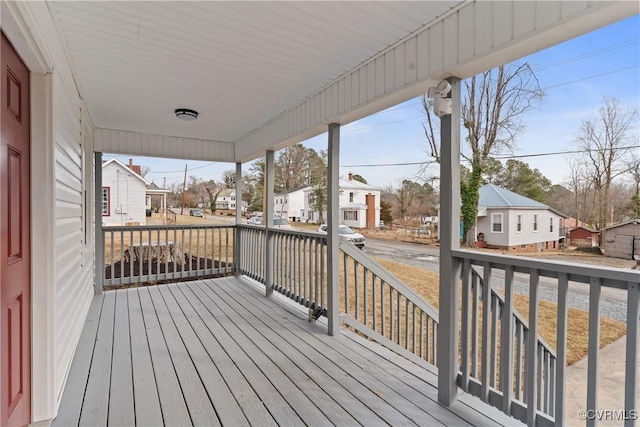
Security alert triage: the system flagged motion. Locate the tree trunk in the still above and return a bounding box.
[464,227,476,248]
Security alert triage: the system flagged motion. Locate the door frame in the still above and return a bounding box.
[1,2,55,423]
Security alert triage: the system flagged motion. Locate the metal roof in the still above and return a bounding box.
[479,184,547,209]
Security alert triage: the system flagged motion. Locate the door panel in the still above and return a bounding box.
[1,31,31,427]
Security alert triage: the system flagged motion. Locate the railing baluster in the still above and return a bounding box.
[381,281,385,338]
[363,269,368,326]
[461,259,471,391]
[490,293,498,388]
[419,310,424,359]
[389,287,394,343]
[471,271,479,378]
[501,265,515,414]
[526,269,540,426]
[586,277,602,427]
[544,349,551,414]
[537,344,543,411]
[549,357,556,417]
[397,291,401,345]
[412,304,416,354]
[405,298,409,350]
[625,281,639,427]
[515,322,522,401]
[373,275,377,332]
[481,262,492,401]
[355,261,360,322]
[555,272,568,426]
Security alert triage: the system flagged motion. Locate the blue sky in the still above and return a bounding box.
[109,14,639,190]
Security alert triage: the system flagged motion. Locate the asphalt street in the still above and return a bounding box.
[363,238,631,322]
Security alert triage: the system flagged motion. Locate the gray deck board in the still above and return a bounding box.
[108,290,135,427]
[146,286,221,427]
[127,288,164,427]
[138,287,192,426]
[208,278,424,426]
[172,283,304,427]
[164,284,279,427]
[54,276,523,427]
[52,295,103,427]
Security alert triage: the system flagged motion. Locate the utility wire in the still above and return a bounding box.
[341,145,640,168]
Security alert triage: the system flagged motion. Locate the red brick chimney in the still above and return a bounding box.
[127,158,142,176]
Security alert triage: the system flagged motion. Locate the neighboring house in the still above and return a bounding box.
[569,226,600,247]
[215,189,247,212]
[303,173,381,229]
[476,184,567,251]
[101,158,150,225]
[600,219,640,259]
[274,185,308,221]
[439,184,567,251]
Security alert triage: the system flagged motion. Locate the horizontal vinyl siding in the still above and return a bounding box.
[53,74,94,402]
[235,1,634,161]
[94,127,235,162]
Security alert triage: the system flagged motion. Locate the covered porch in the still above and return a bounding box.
[53,277,515,427]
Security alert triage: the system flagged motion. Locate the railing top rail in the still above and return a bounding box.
[453,249,639,290]
[103,224,236,231]
[341,241,439,321]
[237,224,327,240]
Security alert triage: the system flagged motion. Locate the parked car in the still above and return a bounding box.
[317,224,366,249]
[247,215,263,225]
[189,209,203,217]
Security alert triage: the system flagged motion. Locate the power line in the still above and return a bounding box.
[341,145,640,168]
[543,65,640,90]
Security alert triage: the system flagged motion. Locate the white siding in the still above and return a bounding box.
[53,73,94,401]
[101,162,148,225]
[478,208,563,248]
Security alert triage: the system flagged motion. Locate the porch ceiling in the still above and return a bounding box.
[51,1,459,141]
[49,1,637,162]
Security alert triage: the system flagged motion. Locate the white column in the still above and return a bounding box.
[327,123,340,335]
[264,150,274,297]
[94,151,104,294]
[437,77,462,406]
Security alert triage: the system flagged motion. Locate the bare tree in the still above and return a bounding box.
[626,152,640,196]
[574,97,638,228]
[566,157,594,226]
[423,63,543,246]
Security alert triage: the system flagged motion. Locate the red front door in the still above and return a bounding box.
[1,31,31,427]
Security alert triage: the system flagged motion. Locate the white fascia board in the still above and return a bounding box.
[94,128,235,163]
[234,1,637,163]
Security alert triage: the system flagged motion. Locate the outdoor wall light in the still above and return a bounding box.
[175,108,199,121]
[427,80,452,118]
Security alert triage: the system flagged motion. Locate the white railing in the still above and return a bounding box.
[102,224,234,287]
[236,225,266,282]
[453,249,640,427]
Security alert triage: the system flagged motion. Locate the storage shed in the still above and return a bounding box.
[600,219,640,260]
[569,226,600,247]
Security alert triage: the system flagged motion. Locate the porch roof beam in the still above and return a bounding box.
[94,128,235,162]
[234,1,635,163]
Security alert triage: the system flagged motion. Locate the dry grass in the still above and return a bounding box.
[373,257,627,365]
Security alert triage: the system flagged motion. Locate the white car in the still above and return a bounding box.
[247,215,263,225]
[272,217,294,230]
[317,224,365,249]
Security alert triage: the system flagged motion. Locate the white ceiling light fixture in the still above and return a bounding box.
[175,108,199,121]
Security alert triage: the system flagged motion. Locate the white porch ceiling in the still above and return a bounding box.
[50,1,638,162]
[52,1,459,142]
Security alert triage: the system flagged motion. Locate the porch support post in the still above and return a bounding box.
[437,76,462,406]
[235,162,243,278]
[327,123,340,336]
[94,151,104,294]
[264,150,275,296]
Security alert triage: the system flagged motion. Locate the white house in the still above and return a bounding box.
[303,174,381,229]
[215,189,247,212]
[101,158,149,225]
[274,185,309,222]
[476,184,567,251]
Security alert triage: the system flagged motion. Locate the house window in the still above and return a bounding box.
[533,214,538,232]
[516,214,522,232]
[550,217,554,233]
[349,192,354,203]
[344,210,358,221]
[102,187,110,216]
[491,213,503,233]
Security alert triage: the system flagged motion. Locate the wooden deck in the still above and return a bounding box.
[53,277,520,426]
